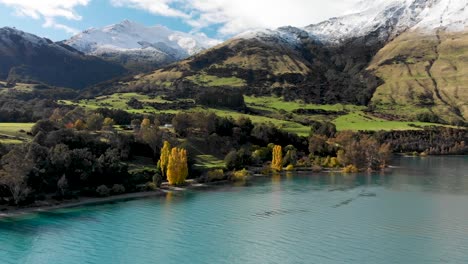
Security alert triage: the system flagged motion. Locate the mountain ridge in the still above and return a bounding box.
[0,27,127,89]
[64,20,221,71]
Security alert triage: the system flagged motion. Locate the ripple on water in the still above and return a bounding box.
[0,156,468,264]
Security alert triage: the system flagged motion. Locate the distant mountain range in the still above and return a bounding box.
[0,0,466,123]
[64,20,220,71]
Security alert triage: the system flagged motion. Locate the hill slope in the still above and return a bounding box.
[0,27,126,89]
[369,30,468,123]
[114,28,384,105]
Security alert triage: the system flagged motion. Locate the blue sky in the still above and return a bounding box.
[0,0,357,41]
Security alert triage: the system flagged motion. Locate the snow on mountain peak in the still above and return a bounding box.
[236,0,467,46]
[306,0,468,43]
[65,20,221,59]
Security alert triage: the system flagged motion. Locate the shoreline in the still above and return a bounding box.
[0,190,167,219]
[0,170,374,219]
[2,155,461,219]
[0,179,226,219]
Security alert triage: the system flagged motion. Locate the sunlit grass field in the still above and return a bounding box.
[57,93,449,135]
[0,123,34,144]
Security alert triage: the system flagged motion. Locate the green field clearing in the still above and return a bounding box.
[0,123,34,137]
[186,74,246,87]
[333,112,445,131]
[59,93,450,135]
[0,82,36,95]
[203,107,312,136]
[0,123,34,144]
[244,96,364,112]
[193,155,226,169]
[127,156,157,173]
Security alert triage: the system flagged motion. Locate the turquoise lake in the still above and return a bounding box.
[1,156,468,264]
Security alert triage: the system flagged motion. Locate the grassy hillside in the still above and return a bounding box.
[0,123,34,144]
[369,30,468,125]
[59,93,449,135]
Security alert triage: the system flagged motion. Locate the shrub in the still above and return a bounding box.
[206,169,225,182]
[145,182,157,191]
[152,173,163,187]
[342,165,359,173]
[224,150,242,170]
[329,157,340,168]
[232,169,250,181]
[96,185,110,197]
[224,148,252,170]
[111,184,126,194]
[416,112,440,123]
[261,164,272,175]
[285,164,295,171]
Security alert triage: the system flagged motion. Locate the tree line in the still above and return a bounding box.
[0,105,466,206]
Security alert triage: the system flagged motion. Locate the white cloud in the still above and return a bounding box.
[111,0,189,18]
[112,0,362,36]
[0,0,90,34]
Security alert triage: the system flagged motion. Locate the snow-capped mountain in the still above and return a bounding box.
[237,0,468,45]
[64,20,221,70]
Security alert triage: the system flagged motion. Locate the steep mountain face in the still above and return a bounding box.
[64,20,220,71]
[366,0,468,123]
[369,30,468,123]
[0,27,126,89]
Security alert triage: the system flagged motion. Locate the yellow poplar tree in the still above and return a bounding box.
[271,145,283,171]
[159,141,171,178]
[167,147,188,185]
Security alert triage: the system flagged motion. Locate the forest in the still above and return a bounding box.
[0,100,466,207]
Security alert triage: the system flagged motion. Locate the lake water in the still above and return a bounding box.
[1,156,468,264]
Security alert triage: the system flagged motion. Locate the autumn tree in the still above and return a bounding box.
[49,108,63,123]
[141,125,162,157]
[271,145,283,171]
[131,119,141,132]
[141,118,151,130]
[167,147,188,185]
[377,143,392,168]
[309,134,330,156]
[103,117,115,130]
[86,113,104,131]
[159,141,171,178]
[0,147,34,205]
[74,119,86,130]
[283,145,297,166]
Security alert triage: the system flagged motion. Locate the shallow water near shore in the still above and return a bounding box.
[1,156,468,264]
